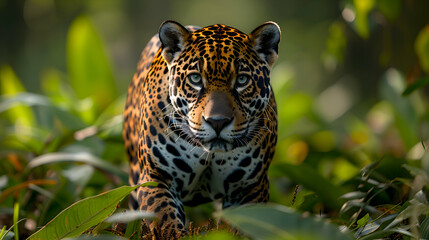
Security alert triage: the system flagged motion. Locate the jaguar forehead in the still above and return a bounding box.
[198,57,204,71]
[185,58,201,71]
[234,58,251,72]
[234,58,241,71]
[205,58,242,85]
[191,25,249,54]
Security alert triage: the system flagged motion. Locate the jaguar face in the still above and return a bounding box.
[160,22,280,152]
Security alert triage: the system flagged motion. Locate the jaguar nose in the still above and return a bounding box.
[204,116,232,135]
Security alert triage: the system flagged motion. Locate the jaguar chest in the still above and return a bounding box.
[142,108,267,202]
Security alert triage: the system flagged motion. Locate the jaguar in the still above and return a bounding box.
[123,20,280,231]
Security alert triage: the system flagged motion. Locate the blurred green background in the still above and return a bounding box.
[1,0,429,239]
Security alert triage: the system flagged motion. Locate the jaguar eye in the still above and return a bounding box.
[188,73,202,85]
[236,74,250,87]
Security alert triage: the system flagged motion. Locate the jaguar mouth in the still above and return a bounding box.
[202,137,232,152]
[166,114,251,152]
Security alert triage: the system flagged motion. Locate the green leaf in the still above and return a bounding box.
[219,204,353,240]
[402,76,429,96]
[13,202,18,240]
[415,25,429,74]
[324,21,347,67]
[353,0,375,39]
[27,184,155,240]
[28,152,128,183]
[356,213,370,228]
[0,226,5,238]
[0,219,25,240]
[0,65,25,95]
[0,65,35,126]
[377,0,401,21]
[276,92,314,140]
[40,68,88,119]
[421,217,429,239]
[0,229,13,240]
[64,235,128,240]
[184,231,237,240]
[270,163,346,210]
[67,15,117,121]
[124,219,141,240]
[40,68,77,107]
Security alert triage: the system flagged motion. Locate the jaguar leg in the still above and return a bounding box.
[136,184,186,231]
[223,174,270,208]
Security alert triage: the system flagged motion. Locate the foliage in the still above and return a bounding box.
[28,184,155,240]
[0,0,429,239]
[0,15,128,239]
[218,204,353,240]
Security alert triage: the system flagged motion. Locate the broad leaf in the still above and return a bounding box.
[0,65,35,126]
[28,184,156,240]
[67,15,117,121]
[219,204,353,240]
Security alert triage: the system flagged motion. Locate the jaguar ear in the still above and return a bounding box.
[159,20,190,65]
[159,20,189,65]
[249,22,281,67]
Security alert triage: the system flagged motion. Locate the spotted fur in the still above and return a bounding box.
[123,20,280,231]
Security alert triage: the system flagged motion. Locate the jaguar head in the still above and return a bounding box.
[159,20,280,152]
